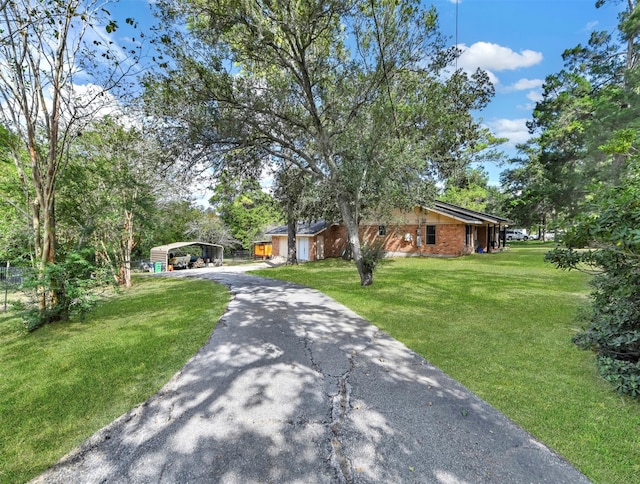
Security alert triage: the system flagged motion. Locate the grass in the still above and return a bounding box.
[251,244,640,483]
[0,275,229,484]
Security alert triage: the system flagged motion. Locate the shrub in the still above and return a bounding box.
[546,164,640,397]
[360,240,385,274]
[17,250,114,331]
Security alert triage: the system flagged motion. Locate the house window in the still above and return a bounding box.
[426,225,436,245]
[466,225,472,246]
[378,225,386,236]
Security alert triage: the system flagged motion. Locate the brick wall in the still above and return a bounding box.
[328,223,469,257]
[424,224,466,256]
[324,226,344,258]
[361,225,417,254]
[360,224,467,257]
[274,222,471,260]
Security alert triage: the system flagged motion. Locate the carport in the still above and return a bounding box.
[150,241,224,272]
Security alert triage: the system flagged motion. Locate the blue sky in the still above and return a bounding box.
[433,0,622,182]
[112,0,624,184]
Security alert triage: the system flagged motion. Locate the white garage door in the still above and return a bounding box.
[297,238,309,261]
[279,238,287,258]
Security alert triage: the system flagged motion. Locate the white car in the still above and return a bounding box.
[544,231,565,242]
[506,230,528,241]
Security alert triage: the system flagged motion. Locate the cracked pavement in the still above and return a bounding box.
[32,265,591,483]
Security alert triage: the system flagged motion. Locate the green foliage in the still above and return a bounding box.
[500,151,556,233]
[360,240,385,274]
[0,0,144,320]
[59,118,163,285]
[536,0,640,398]
[596,357,640,397]
[186,210,241,247]
[0,127,32,262]
[147,0,496,284]
[546,162,640,397]
[16,251,112,331]
[210,176,283,249]
[440,167,506,213]
[509,2,639,230]
[138,199,203,256]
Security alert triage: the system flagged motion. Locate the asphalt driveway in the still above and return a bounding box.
[33,264,590,483]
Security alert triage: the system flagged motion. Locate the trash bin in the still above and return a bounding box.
[154,261,163,273]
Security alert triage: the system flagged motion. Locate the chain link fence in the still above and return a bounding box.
[1,262,27,311]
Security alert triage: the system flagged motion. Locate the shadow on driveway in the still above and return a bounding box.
[32,268,590,483]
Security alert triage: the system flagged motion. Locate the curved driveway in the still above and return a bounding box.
[33,264,590,483]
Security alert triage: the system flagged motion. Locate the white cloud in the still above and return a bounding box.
[486,118,531,147]
[484,70,500,86]
[516,102,536,111]
[526,90,543,102]
[585,20,599,30]
[457,42,543,72]
[503,78,544,92]
[69,83,123,119]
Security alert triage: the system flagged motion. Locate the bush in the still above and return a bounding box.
[17,251,114,331]
[569,259,640,396]
[546,174,640,397]
[360,240,385,274]
[596,356,640,397]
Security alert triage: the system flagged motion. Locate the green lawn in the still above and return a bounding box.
[251,244,640,483]
[0,275,229,484]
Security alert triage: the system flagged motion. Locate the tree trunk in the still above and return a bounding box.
[34,189,59,318]
[43,194,59,306]
[31,200,47,313]
[287,213,297,265]
[336,193,373,286]
[121,209,134,289]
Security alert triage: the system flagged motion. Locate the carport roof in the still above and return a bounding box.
[151,241,223,251]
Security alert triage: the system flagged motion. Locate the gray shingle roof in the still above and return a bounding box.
[431,200,510,225]
[266,201,508,237]
[265,220,330,236]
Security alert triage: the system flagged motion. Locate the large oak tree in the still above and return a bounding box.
[146,0,494,285]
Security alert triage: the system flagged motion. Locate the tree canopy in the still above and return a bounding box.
[541,0,640,397]
[209,175,283,250]
[0,0,142,325]
[145,0,495,285]
[502,0,639,228]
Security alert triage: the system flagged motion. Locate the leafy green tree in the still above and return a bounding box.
[440,167,503,213]
[146,0,494,285]
[0,0,142,324]
[0,127,32,262]
[136,199,204,259]
[547,158,640,397]
[210,176,283,250]
[186,210,241,248]
[500,148,557,238]
[59,118,160,288]
[544,0,640,396]
[523,1,639,226]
